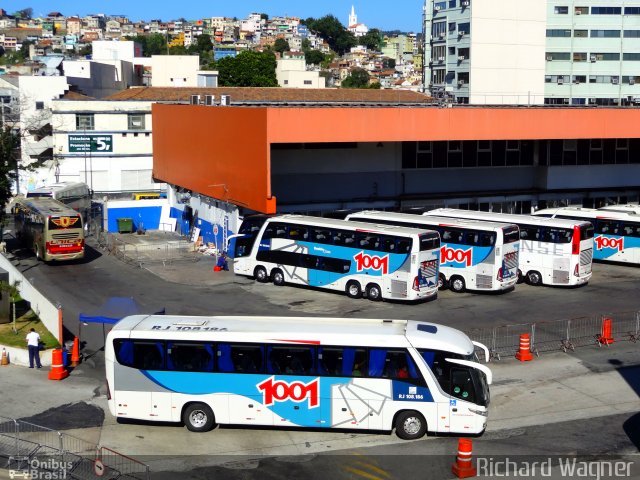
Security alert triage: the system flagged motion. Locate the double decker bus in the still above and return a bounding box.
[534,207,640,265]
[425,208,594,287]
[105,315,492,439]
[232,215,440,302]
[13,197,85,262]
[346,211,519,293]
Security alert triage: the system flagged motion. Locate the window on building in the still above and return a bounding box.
[127,114,145,130]
[591,7,621,15]
[458,47,470,59]
[284,79,289,84]
[448,141,462,152]
[573,52,587,61]
[458,22,470,35]
[555,6,569,14]
[624,30,640,37]
[575,7,589,15]
[547,29,572,37]
[432,22,447,38]
[35,101,44,110]
[76,114,94,131]
[457,72,469,84]
[574,29,588,37]
[573,75,587,83]
[434,1,447,11]
[448,46,456,55]
[547,52,571,61]
[303,80,312,85]
[449,0,457,7]
[592,53,621,61]
[432,69,446,84]
[625,7,640,14]
[591,29,620,37]
[623,53,640,61]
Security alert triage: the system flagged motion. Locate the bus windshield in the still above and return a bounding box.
[419,233,440,251]
[48,215,82,230]
[502,226,520,244]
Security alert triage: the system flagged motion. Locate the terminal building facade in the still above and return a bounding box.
[423,0,640,106]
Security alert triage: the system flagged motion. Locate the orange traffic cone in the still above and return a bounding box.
[515,333,534,361]
[598,317,615,345]
[452,438,477,478]
[48,349,69,381]
[1,348,8,366]
[70,336,80,367]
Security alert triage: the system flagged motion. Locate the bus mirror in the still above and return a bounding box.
[472,341,490,363]
[445,358,493,385]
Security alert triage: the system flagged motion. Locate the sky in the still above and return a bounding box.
[2,1,425,32]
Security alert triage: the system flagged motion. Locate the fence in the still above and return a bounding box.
[465,311,640,361]
[0,416,149,480]
[96,231,193,267]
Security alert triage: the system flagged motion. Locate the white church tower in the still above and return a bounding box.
[348,5,369,37]
[349,5,357,27]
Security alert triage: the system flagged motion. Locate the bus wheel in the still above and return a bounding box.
[438,274,448,290]
[34,244,42,261]
[516,270,525,284]
[450,276,466,293]
[526,271,542,286]
[254,266,268,283]
[395,410,427,440]
[272,269,285,286]
[183,403,216,432]
[345,280,362,299]
[366,283,382,301]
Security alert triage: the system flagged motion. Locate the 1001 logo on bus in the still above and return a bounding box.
[257,377,319,408]
[594,236,624,251]
[353,252,389,274]
[440,245,473,267]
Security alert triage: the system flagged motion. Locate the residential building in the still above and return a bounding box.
[276,52,326,88]
[150,55,200,87]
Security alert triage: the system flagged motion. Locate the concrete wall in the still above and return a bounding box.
[151,55,200,87]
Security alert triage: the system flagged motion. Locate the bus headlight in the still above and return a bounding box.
[469,408,488,417]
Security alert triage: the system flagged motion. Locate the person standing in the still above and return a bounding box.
[26,328,42,369]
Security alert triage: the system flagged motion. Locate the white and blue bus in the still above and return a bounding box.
[105,315,492,439]
[232,215,441,302]
[425,208,594,287]
[534,207,640,265]
[345,211,520,293]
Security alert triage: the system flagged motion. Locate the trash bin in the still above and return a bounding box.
[62,349,69,367]
[117,218,133,234]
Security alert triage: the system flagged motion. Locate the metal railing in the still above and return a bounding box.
[0,416,149,480]
[95,231,193,267]
[465,311,639,360]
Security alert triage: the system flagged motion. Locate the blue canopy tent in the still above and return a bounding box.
[79,297,165,325]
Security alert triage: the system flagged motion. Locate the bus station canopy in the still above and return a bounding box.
[79,297,165,325]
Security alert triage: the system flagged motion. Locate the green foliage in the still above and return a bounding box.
[126,34,167,56]
[0,125,19,228]
[341,67,371,88]
[12,8,33,19]
[358,29,382,51]
[273,38,290,54]
[260,13,269,21]
[304,15,356,55]
[218,51,278,87]
[305,49,325,66]
[78,44,92,57]
[192,34,213,54]
[382,57,396,69]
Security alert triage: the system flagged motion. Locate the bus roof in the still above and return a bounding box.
[428,208,592,229]
[26,181,89,196]
[109,315,475,356]
[347,210,514,231]
[271,214,439,237]
[16,197,82,217]
[535,207,640,222]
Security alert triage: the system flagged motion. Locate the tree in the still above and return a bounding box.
[217,51,278,87]
[358,29,382,51]
[78,44,92,57]
[382,57,396,69]
[192,34,213,54]
[305,49,325,66]
[126,34,167,56]
[303,15,356,55]
[341,67,371,88]
[12,8,33,19]
[0,124,19,239]
[273,38,290,55]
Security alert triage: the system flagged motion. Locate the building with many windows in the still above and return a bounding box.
[424,0,640,105]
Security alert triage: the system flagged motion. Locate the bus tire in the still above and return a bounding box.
[450,276,466,293]
[345,280,362,299]
[183,403,216,432]
[526,270,542,286]
[438,274,448,290]
[272,269,285,286]
[254,266,268,283]
[34,243,42,261]
[516,270,525,284]
[395,410,427,440]
[366,283,382,301]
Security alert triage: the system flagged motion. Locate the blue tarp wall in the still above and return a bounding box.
[107,200,166,232]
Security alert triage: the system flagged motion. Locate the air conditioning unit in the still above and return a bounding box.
[220,94,231,105]
[457,80,465,86]
[438,32,445,38]
[438,56,445,61]
[612,76,619,85]
[204,94,215,106]
[458,55,465,61]
[557,78,564,84]
[462,0,470,6]
[630,77,636,85]
[190,94,201,105]
[575,9,582,15]
[546,55,553,61]
[590,54,596,62]
[434,5,442,11]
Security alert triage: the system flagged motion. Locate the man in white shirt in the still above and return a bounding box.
[26,328,42,368]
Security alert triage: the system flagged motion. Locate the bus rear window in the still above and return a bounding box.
[26,192,53,198]
[502,226,520,244]
[48,215,82,230]
[419,233,440,251]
